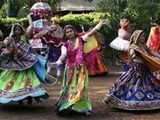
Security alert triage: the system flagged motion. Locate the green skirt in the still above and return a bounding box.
[56,65,92,113]
[0,68,48,104]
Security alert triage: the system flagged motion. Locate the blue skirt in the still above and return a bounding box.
[106,62,160,110]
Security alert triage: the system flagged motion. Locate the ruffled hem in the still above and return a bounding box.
[110,37,129,51]
[56,102,92,113]
[0,86,49,104]
[106,95,160,110]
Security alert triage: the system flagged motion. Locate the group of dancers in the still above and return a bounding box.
[1,0,160,116]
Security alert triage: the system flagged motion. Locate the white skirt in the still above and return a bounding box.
[109,37,129,51]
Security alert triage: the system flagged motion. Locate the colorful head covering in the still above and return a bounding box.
[30,2,52,18]
[129,30,144,46]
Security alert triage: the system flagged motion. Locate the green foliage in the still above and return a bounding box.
[0,12,106,30]
[17,5,30,18]
[58,12,109,31]
[0,17,27,38]
[0,3,7,17]
[0,17,27,25]
[0,0,4,8]
[48,0,59,11]
[93,0,127,20]
[6,0,20,17]
[125,0,160,31]
[94,0,160,33]
[0,0,59,18]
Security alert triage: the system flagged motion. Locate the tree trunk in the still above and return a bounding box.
[7,0,19,17]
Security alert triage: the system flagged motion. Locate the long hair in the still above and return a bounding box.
[9,23,25,38]
[63,24,78,41]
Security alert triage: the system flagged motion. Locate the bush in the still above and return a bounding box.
[58,12,108,31]
[0,17,27,25]
[0,17,28,37]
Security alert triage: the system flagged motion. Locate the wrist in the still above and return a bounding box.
[56,59,62,65]
[95,23,102,31]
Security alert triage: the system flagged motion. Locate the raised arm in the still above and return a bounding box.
[27,13,33,26]
[82,19,109,41]
[34,30,48,38]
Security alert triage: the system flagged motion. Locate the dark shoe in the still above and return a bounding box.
[18,100,23,105]
[27,98,33,105]
[85,111,92,116]
[34,98,41,103]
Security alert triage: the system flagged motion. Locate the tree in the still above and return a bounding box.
[6,0,20,17]
[0,0,59,18]
[125,0,160,31]
[94,0,160,31]
[48,0,60,12]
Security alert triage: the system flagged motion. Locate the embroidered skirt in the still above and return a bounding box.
[106,62,160,110]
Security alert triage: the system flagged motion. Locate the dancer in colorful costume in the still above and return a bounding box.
[147,25,160,52]
[46,18,64,76]
[56,20,109,114]
[110,17,131,71]
[35,22,64,79]
[26,0,52,55]
[110,17,131,51]
[82,30,107,76]
[105,30,160,110]
[146,24,160,80]
[0,24,49,104]
[44,18,64,62]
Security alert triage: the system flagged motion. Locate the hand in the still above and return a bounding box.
[33,33,40,38]
[47,62,56,67]
[95,20,104,30]
[56,60,62,65]
[102,19,110,26]
[95,19,110,30]
[97,47,102,51]
[47,62,56,73]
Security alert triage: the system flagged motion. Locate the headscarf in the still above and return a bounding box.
[128,30,145,60]
[129,30,160,71]
[129,30,144,49]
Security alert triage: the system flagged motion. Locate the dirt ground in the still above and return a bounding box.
[0,74,160,120]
